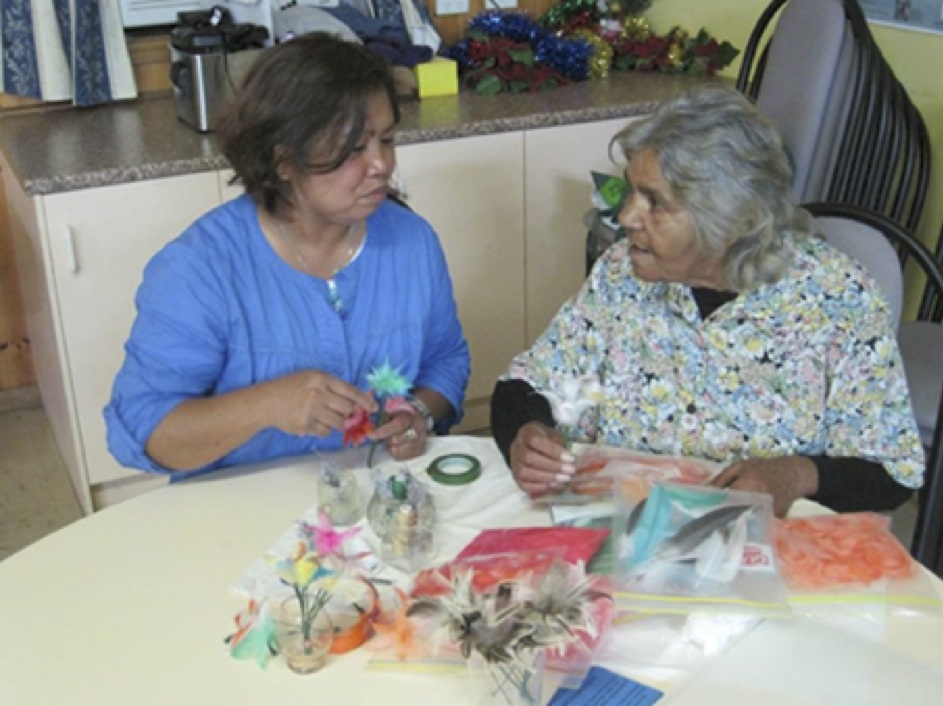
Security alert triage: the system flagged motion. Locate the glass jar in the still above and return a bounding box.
[466,649,544,706]
[367,471,436,573]
[379,502,435,573]
[316,469,363,526]
[275,597,333,675]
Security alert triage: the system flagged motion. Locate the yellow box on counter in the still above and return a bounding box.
[414,57,458,99]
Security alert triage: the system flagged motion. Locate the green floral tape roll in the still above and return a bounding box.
[427,453,482,486]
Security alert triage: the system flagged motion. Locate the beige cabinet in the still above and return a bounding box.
[397,133,526,433]
[4,168,221,511]
[524,117,636,344]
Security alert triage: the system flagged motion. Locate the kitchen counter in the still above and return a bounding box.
[0,71,709,196]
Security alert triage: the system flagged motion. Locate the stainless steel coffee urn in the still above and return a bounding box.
[169,13,267,132]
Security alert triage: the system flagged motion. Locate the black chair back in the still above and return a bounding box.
[805,202,943,572]
[739,0,930,234]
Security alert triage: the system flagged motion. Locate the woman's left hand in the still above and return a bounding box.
[709,456,819,517]
[373,411,426,461]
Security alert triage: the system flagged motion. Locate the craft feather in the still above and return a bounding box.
[627,504,754,578]
[653,505,754,561]
[408,561,607,665]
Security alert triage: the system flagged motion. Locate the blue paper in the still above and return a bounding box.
[547,666,663,705]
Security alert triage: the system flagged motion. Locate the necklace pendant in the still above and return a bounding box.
[327,279,345,316]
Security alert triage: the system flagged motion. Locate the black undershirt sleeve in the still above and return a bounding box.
[810,456,913,512]
[489,380,914,512]
[491,379,555,465]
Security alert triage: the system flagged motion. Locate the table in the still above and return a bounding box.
[2,436,942,704]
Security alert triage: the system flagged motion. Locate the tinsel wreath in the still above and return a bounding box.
[447,11,593,94]
[538,0,737,76]
[540,0,652,29]
[612,26,740,76]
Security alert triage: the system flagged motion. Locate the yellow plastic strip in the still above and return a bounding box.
[613,591,787,611]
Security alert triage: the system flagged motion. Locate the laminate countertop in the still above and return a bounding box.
[0,71,710,197]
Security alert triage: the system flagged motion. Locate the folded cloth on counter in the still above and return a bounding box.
[365,37,433,67]
[273,7,363,44]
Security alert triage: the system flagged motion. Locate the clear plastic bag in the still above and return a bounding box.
[535,444,715,505]
[775,513,942,620]
[543,575,616,691]
[612,483,790,618]
[410,528,609,598]
[595,612,760,687]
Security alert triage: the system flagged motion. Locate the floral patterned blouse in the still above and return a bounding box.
[503,236,924,489]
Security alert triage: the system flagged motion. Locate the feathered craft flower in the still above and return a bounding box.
[343,360,413,467]
[367,361,411,397]
[384,396,415,417]
[369,588,437,661]
[265,540,338,663]
[523,560,607,646]
[228,514,367,670]
[268,540,333,588]
[407,561,607,704]
[300,509,361,558]
[343,406,375,447]
[541,374,605,446]
[225,598,277,668]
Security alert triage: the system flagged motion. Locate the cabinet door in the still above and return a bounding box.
[42,173,220,484]
[524,118,638,344]
[397,133,526,433]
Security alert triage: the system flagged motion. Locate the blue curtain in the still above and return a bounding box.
[1,0,136,107]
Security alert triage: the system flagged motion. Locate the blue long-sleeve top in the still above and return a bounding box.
[104,194,470,477]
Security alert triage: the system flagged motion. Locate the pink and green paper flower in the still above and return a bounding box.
[343,360,415,466]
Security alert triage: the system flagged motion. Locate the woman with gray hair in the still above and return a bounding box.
[491,84,923,516]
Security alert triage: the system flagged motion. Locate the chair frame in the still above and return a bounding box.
[739,0,930,233]
[804,202,943,570]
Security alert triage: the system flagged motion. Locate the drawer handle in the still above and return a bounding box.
[64,225,79,274]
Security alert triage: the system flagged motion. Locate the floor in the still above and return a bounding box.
[0,386,922,563]
[0,387,83,562]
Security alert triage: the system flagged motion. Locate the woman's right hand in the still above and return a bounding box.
[268,370,378,437]
[508,422,577,498]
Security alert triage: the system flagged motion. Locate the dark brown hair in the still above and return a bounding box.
[218,33,400,215]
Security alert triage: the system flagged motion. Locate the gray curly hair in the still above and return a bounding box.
[613,84,812,291]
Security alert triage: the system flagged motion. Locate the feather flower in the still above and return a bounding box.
[300,510,362,558]
[226,598,277,668]
[367,361,411,398]
[268,541,333,588]
[363,363,416,467]
[524,561,608,645]
[407,559,606,671]
[541,374,604,428]
[343,406,375,447]
[384,396,414,417]
[369,589,436,661]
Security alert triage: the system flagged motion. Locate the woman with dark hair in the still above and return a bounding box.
[106,33,469,476]
[492,84,923,516]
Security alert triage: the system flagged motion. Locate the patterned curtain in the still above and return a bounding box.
[0,0,136,106]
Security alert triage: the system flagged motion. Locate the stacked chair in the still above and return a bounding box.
[737,0,931,232]
[740,0,941,572]
[805,203,943,574]
[897,218,943,575]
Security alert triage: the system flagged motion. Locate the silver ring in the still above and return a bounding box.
[402,428,419,442]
